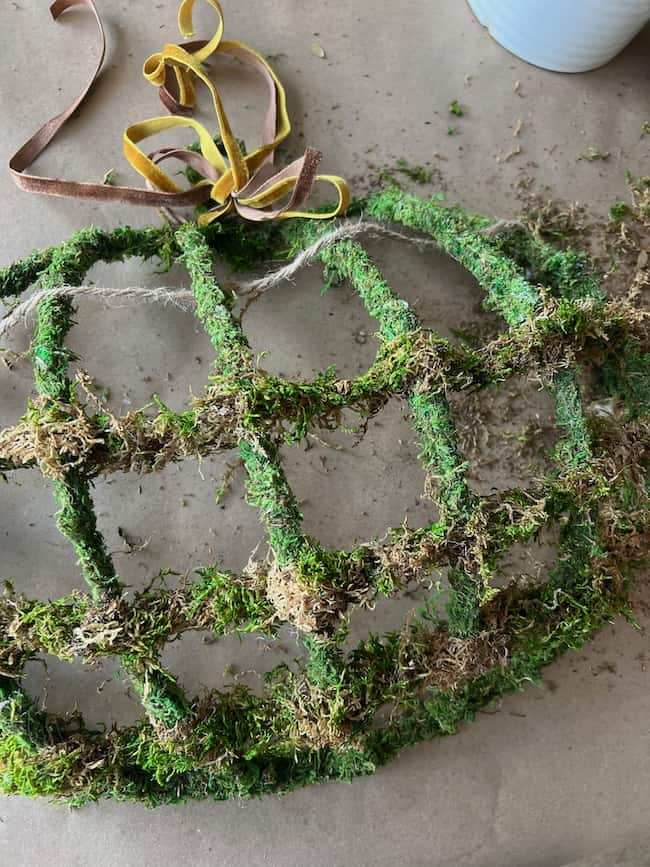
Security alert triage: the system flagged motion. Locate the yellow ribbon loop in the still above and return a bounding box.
[126,0,349,225]
[9,0,348,224]
[177,0,225,65]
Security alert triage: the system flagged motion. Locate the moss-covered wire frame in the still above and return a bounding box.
[0,189,648,805]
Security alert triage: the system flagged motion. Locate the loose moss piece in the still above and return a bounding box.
[379,159,434,185]
[581,147,610,162]
[610,200,630,223]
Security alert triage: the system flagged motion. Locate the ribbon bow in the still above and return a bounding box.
[10,0,350,225]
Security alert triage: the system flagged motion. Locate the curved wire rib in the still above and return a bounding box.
[27,241,191,734]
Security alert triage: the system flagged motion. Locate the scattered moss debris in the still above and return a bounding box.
[448,100,464,117]
[519,174,650,302]
[373,160,434,187]
[0,188,648,805]
[394,159,433,184]
[581,147,611,162]
[610,200,630,223]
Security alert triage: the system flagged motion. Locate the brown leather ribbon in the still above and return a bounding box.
[8,0,350,224]
[9,0,212,209]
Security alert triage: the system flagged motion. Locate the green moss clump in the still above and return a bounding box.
[610,200,630,223]
[188,568,274,634]
[17,594,89,661]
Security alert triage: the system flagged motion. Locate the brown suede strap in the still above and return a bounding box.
[9,1,212,209]
[8,0,349,223]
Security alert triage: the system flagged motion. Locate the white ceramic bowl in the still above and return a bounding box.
[468,0,650,72]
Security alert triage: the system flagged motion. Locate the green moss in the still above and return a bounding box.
[176,222,250,378]
[31,296,77,402]
[18,594,89,660]
[410,391,475,520]
[23,245,193,728]
[446,569,481,637]
[376,159,434,186]
[188,568,274,634]
[239,435,306,565]
[51,472,122,600]
[365,188,541,326]
[31,259,122,601]
[551,368,592,468]
[0,187,646,804]
[0,573,627,804]
[490,230,603,302]
[319,238,420,341]
[122,661,189,729]
[0,734,69,798]
[601,341,650,420]
[0,225,178,300]
[303,635,345,688]
[609,200,630,223]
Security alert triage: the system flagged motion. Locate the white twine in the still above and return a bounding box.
[236,219,438,295]
[0,285,196,342]
[0,219,439,340]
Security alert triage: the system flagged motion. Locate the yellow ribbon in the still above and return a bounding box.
[123,0,350,225]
